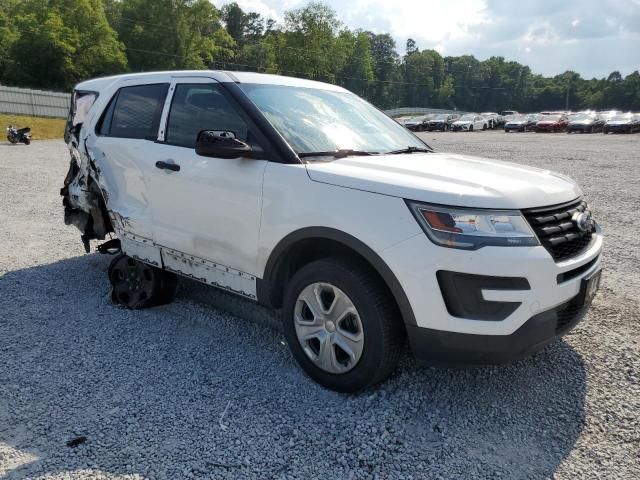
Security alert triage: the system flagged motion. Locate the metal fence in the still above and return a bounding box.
[384,107,467,117]
[0,85,70,118]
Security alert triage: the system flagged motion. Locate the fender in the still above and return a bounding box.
[258,227,417,327]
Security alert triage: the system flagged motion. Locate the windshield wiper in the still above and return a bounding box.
[298,149,379,159]
[386,146,433,155]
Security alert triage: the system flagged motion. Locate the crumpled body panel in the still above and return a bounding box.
[60,132,113,251]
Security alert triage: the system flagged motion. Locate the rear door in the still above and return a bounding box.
[143,76,268,279]
[91,82,169,242]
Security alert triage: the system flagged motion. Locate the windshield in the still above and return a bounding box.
[542,115,561,121]
[432,114,448,120]
[509,115,527,121]
[570,113,593,121]
[239,84,426,156]
[459,114,475,121]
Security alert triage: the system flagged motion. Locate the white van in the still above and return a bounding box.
[62,71,603,392]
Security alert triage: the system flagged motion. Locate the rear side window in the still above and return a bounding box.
[102,84,168,139]
[166,83,248,148]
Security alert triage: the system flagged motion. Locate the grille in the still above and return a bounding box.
[523,199,594,262]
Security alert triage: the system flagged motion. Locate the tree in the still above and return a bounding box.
[367,32,400,108]
[115,0,234,71]
[4,0,127,90]
[337,31,373,96]
[277,2,345,82]
[221,2,246,44]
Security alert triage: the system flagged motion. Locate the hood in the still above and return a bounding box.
[607,119,631,125]
[305,152,581,209]
[453,120,473,125]
[537,120,560,125]
[506,120,526,125]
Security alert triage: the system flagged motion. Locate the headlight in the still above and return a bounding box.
[406,201,540,250]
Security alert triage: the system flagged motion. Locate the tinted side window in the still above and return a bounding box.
[108,84,168,139]
[166,83,248,148]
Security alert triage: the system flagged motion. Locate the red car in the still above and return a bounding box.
[536,114,569,132]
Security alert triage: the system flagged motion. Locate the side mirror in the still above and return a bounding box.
[195,130,262,159]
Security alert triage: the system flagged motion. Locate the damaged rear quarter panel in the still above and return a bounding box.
[61,82,156,248]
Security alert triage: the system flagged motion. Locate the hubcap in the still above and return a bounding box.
[109,256,155,308]
[294,282,364,374]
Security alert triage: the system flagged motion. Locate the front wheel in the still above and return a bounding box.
[8,136,17,144]
[469,125,474,132]
[282,258,404,392]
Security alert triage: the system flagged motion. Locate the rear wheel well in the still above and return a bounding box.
[260,232,415,330]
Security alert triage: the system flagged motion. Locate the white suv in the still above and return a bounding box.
[62,71,603,392]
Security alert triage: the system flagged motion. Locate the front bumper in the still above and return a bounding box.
[536,124,561,132]
[606,124,630,132]
[451,124,470,131]
[406,292,590,365]
[568,124,593,132]
[381,227,603,362]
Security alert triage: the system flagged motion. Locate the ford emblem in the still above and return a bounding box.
[572,210,594,232]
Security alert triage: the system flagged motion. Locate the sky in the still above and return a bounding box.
[211,0,640,79]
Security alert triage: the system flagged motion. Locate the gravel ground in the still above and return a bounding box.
[1,135,638,479]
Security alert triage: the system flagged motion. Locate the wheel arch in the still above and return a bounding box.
[257,227,417,327]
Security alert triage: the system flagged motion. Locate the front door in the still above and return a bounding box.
[144,77,267,280]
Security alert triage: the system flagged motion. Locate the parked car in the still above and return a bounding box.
[61,71,603,392]
[501,110,518,117]
[596,110,620,120]
[424,113,459,131]
[395,116,416,126]
[480,112,501,129]
[403,114,433,132]
[451,114,488,131]
[504,114,539,132]
[603,113,640,133]
[536,114,569,132]
[567,112,605,133]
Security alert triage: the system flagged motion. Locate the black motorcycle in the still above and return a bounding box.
[7,125,31,145]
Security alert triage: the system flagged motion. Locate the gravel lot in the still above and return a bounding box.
[1,133,639,479]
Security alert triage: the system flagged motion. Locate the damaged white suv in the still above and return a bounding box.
[62,71,603,392]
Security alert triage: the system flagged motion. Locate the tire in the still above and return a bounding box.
[469,125,474,132]
[282,257,405,392]
[482,124,487,131]
[23,138,31,145]
[8,136,17,144]
[108,254,178,309]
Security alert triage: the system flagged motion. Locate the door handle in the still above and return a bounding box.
[155,160,180,172]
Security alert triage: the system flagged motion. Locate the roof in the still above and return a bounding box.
[74,70,348,93]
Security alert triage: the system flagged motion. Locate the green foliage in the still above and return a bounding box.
[3,0,126,90]
[115,0,234,71]
[0,0,638,112]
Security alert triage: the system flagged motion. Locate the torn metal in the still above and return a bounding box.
[61,91,113,252]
